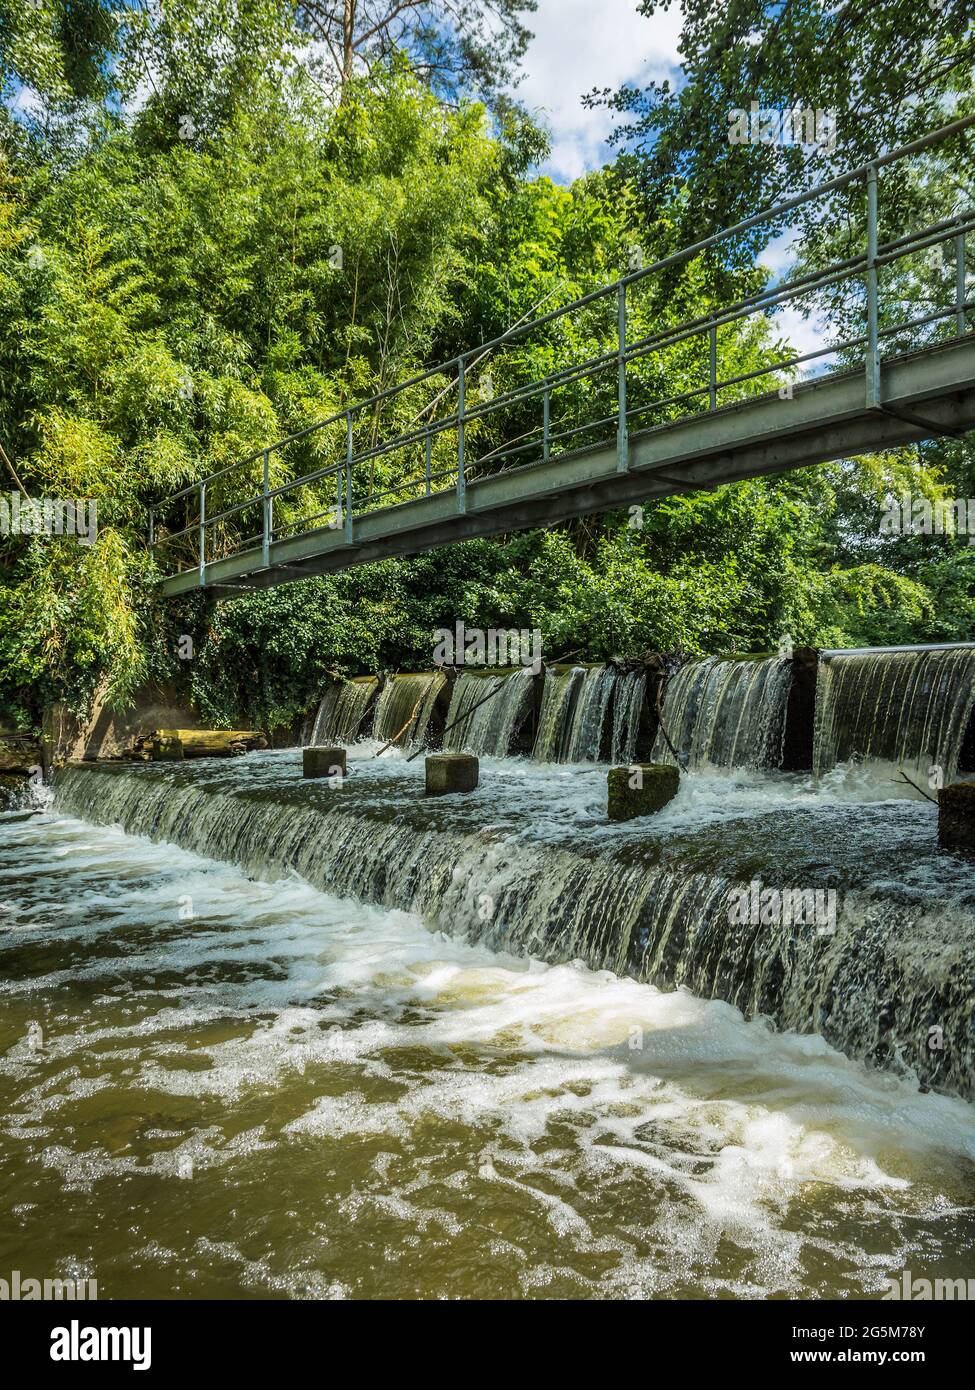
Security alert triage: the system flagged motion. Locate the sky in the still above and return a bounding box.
[514,0,826,359]
[514,0,683,184]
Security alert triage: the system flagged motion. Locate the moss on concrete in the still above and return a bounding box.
[608,763,679,821]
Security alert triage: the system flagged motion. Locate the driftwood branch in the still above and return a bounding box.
[373,695,423,757]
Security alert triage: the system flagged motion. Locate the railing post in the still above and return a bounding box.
[425,431,432,496]
[344,411,354,543]
[261,449,270,568]
[457,357,466,512]
[866,165,880,408]
[148,507,155,549]
[617,284,628,471]
[543,384,550,462]
[709,323,717,410]
[956,232,967,337]
[198,481,206,587]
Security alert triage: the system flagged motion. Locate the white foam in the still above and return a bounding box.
[3,804,973,1299]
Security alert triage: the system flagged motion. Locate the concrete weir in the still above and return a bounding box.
[51,755,975,1102]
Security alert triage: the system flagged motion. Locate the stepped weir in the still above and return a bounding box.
[43,640,975,1101]
[53,750,975,1100]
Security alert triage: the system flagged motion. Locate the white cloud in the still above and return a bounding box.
[513,0,683,183]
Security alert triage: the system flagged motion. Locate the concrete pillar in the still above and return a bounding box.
[303,746,347,779]
[608,763,679,821]
[425,752,478,796]
[781,646,819,771]
[938,782,975,856]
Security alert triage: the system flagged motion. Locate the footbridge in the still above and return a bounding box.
[153,117,975,598]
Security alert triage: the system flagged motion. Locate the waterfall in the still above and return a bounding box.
[310,678,377,744]
[564,667,615,762]
[814,645,975,781]
[53,761,975,1100]
[611,670,647,765]
[442,669,535,756]
[532,667,585,761]
[652,656,793,770]
[371,672,446,750]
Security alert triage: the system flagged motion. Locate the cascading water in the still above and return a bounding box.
[532,667,585,761]
[51,756,975,1102]
[310,678,377,744]
[370,672,446,749]
[564,667,615,762]
[814,645,975,781]
[442,669,535,756]
[652,656,793,770]
[611,669,647,764]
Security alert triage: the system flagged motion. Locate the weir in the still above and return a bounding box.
[442,669,536,757]
[34,638,975,1102]
[310,676,378,745]
[52,755,975,1100]
[370,672,447,750]
[814,644,975,781]
[652,656,794,771]
[299,644,975,779]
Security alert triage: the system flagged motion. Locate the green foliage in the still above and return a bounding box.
[1,2,973,737]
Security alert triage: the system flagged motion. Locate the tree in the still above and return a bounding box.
[298,0,536,104]
[591,0,975,262]
[0,0,121,103]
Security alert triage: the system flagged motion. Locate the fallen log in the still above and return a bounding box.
[138,729,268,760]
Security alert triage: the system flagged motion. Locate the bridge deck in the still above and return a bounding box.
[158,337,975,598]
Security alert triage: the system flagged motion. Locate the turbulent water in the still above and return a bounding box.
[2,756,974,1301]
[370,673,446,751]
[310,678,378,745]
[442,670,535,757]
[653,657,793,770]
[46,754,975,1098]
[814,646,975,781]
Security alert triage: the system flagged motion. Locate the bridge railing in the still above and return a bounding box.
[149,115,975,586]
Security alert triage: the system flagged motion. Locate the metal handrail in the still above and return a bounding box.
[150,114,975,583]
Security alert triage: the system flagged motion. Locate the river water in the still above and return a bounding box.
[1,749,973,1300]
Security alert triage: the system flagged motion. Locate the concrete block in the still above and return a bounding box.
[425,753,478,796]
[938,781,975,856]
[608,763,679,821]
[303,746,347,779]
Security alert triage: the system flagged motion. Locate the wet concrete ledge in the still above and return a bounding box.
[51,756,975,1103]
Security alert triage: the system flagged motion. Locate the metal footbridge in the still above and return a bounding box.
[153,116,975,597]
